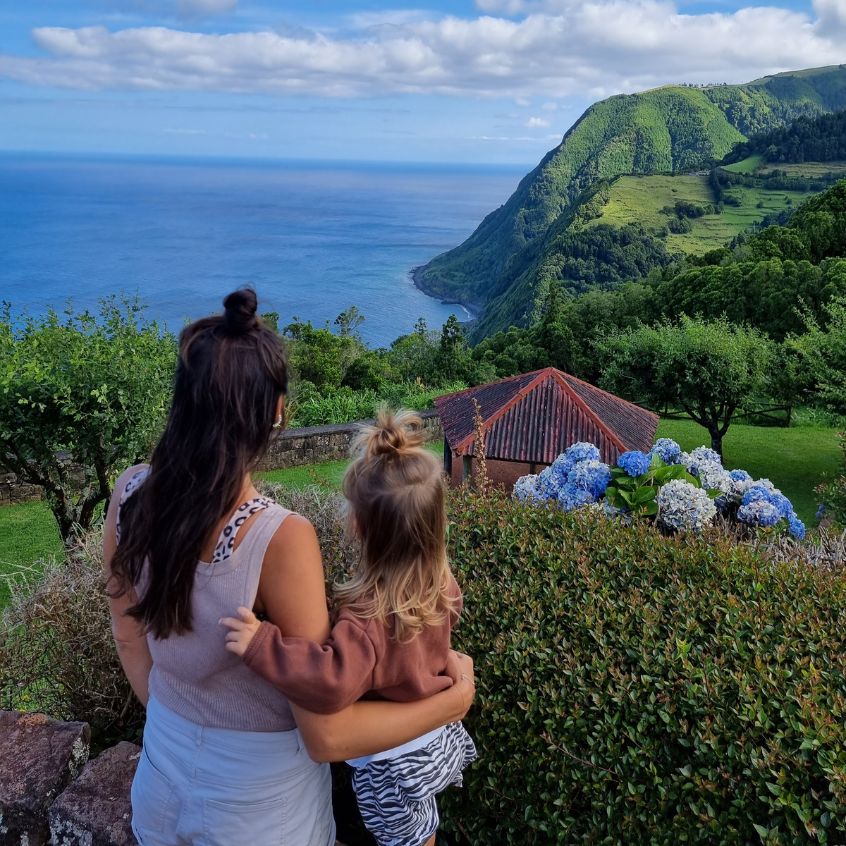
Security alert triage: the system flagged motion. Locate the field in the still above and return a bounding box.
[725,155,846,179]
[584,173,811,254]
[0,426,837,609]
[721,154,765,174]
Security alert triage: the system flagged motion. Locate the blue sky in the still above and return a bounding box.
[0,0,840,164]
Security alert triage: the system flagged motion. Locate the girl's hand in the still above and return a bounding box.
[445,649,476,718]
[220,606,261,657]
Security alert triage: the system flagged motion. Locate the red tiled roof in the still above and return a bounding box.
[434,368,659,466]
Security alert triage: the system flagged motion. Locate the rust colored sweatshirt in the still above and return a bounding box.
[243,576,462,714]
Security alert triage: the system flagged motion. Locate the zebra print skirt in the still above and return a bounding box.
[351,722,477,846]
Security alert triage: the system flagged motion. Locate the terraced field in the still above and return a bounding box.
[585,173,814,254]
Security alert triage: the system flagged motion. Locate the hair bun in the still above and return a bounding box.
[358,407,425,459]
[223,288,259,335]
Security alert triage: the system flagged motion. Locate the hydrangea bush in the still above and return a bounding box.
[514,438,806,539]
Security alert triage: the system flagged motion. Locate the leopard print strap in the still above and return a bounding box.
[115,467,272,563]
[211,496,274,564]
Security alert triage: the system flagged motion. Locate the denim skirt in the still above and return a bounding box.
[131,696,336,846]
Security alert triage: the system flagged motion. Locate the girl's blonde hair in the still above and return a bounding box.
[335,407,457,641]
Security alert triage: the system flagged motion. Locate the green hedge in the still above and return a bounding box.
[443,491,846,844]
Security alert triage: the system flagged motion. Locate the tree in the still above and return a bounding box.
[598,317,774,455]
[787,294,846,414]
[434,315,482,384]
[0,299,176,542]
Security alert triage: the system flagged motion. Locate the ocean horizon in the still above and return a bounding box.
[0,152,525,347]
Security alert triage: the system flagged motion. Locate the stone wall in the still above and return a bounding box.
[257,409,442,471]
[0,471,44,506]
[0,710,137,846]
[0,411,444,508]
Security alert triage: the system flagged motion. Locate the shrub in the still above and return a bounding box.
[0,299,175,542]
[0,529,144,748]
[442,490,846,844]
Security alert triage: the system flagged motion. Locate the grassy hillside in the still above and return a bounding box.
[584,173,811,255]
[416,65,846,335]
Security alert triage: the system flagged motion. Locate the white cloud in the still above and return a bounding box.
[814,0,846,33]
[541,101,558,111]
[526,115,550,127]
[0,3,843,99]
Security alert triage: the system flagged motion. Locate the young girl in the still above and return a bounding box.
[221,408,476,846]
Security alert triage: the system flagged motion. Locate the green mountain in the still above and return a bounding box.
[416,65,846,337]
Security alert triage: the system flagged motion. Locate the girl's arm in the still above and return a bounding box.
[102,465,153,707]
[291,650,475,763]
[257,518,476,762]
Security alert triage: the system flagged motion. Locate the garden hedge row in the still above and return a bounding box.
[443,491,846,845]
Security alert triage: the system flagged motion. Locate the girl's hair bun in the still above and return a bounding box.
[222,288,259,335]
[357,407,425,459]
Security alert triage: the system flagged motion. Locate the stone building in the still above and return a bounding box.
[435,367,659,488]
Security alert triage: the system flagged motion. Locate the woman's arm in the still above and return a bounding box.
[291,651,475,763]
[258,524,475,762]
[102,465,153,707]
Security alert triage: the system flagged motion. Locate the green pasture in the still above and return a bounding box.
[585,173,812,255]
[720,154,764,174]
[724,155,846,179]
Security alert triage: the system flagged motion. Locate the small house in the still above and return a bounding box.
[434,367,659,488]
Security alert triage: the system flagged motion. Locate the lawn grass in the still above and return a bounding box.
[656,419,839,523]
[0,428,836,607]
[0,499,64,607]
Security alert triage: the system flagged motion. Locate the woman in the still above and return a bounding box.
[103,288,475,846]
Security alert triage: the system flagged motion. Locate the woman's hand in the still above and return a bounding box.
[445,649,476,719]
[220,606,262,658]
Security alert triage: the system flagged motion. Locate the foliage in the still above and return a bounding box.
[815,432,846,525]
[788,295,846,414]
[0,299,175,542]
[605,451,698,517]
[417,66,846,336]
[0,529,145,748]
[441,489,846,844]
[725,108,846,166]
[598,317,774,454]
[288,381,466,428]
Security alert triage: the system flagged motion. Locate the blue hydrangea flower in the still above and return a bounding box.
[690,446,723,466]
[564,442,601,464]
[769,491,793,520]
[617,450,651,478]
[650,438,682,465]
[569,459,612,499]
[741,486,772,506]
[697,461,732,495]
[535,464,566,500]
[816,503,827,521]
[656,480,717,532]
[513,474,539,502]
[737,500,780,527]
[729,469,752,482]
[788,513,806,540]
[557,484,594,512]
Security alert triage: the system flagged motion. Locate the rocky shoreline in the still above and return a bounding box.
[410,265,481,321]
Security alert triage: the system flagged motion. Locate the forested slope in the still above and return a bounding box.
[416,65,846,337]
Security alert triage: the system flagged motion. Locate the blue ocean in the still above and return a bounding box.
[0,154,523,347]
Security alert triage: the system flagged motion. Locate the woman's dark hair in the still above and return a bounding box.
[110,288,288,639]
